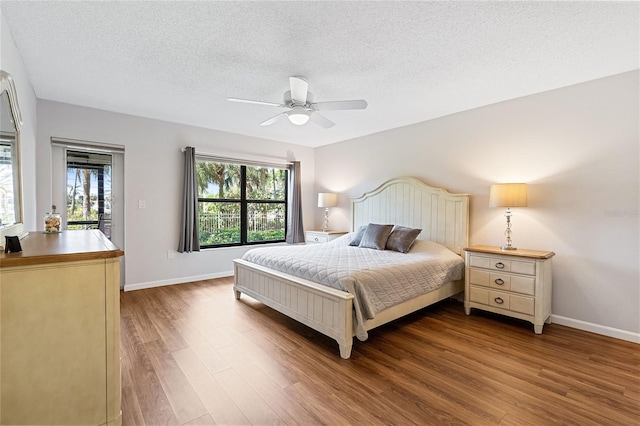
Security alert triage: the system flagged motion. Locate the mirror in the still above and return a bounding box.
[0,70,25,243]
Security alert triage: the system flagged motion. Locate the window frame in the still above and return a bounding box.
[197,160,288,249]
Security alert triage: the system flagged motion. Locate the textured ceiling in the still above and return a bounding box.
[1,1,638,147]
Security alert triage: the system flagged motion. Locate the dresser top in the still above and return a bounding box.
[0,230,124,268]
[464,245,555,259]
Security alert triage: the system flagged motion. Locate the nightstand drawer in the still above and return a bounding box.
[306,231,348,244]
[469,269,512,290]
[469,255,535,275]
[306,234,329,243]
[469,287,535,316]
[469,287,510,308]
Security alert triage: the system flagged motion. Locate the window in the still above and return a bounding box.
[196,159,287,248]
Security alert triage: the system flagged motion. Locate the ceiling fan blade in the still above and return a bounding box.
[260,112,287,126]
[313,100,368,111]
[289,76,309,104]
[227,97,284,107]
[309,111,335,128]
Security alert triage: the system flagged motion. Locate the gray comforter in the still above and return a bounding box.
[241,234,464,340]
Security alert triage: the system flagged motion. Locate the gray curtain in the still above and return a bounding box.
[286,161,305,244]
[178,147,200,253]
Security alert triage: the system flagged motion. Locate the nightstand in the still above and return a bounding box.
[305,230,348,244]
[464,245,555,334]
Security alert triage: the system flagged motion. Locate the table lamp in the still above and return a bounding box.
[489,183,527,250]
[318,192,337,232]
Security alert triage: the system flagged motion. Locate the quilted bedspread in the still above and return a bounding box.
[241,234,464,340]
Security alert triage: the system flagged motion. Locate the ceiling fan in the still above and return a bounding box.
[227,76,367,128]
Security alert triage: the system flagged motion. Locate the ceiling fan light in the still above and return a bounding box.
[287,107,310,125]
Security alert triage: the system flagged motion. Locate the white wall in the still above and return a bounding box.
[315,71,640,339]
[36,101,315,289]
[0,10,38,230]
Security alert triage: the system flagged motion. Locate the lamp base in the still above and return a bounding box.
[501,245,517,251]
[322,208,330,233]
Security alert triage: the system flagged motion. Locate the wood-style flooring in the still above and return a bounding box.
[120,277,639,425]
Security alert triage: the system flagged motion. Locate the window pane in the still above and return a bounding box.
[246,166,286,201]
[197,161,241,199]
[198,201,241,245]
[247,203,285,242]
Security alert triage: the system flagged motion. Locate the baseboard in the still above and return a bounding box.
[551,314,640,344]
[124,271,234,292]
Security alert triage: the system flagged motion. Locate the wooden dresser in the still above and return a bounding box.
[0,230,123,425]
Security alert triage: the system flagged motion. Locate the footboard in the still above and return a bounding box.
[233,259,356,358]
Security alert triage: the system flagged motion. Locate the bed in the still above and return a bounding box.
[233,177,469,358]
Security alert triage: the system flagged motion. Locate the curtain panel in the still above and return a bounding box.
[286,161,305,244]
[178,147,200,253]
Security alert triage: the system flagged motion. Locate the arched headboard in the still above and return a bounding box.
[350,177,469,256]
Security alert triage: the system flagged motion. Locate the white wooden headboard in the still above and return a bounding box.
[350,177,469,256]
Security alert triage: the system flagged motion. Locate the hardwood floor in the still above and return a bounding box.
[120,277,639,425]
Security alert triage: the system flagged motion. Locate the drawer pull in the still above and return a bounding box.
[495,262,505,269]
[494,297,504,304]
[314,237,319,242]
[494,278,505,285]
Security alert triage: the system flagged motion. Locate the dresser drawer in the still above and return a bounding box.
[468,255,535,275]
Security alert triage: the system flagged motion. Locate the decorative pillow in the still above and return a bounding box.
[349,225,368,246]
[359,224,393,250]
[385,225,422,253]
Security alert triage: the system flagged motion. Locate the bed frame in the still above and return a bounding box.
[233,177,469,358]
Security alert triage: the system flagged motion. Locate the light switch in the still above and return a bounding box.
[138,200,146,209]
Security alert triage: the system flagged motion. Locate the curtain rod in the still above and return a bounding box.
[181,147,293,168]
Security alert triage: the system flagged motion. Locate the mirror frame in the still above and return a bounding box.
[0,69,26,244]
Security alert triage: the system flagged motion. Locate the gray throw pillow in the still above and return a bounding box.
[359,224,393,250]
[349,225,368,246]
[385,225,422,253]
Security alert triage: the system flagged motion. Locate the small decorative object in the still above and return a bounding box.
[317,192,338,232]
[4,235,22,253]
[489,183,528,250]
[44,205,62,233]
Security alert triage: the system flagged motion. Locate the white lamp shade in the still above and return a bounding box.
[489,183,528,208]
[318,192,337,208]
